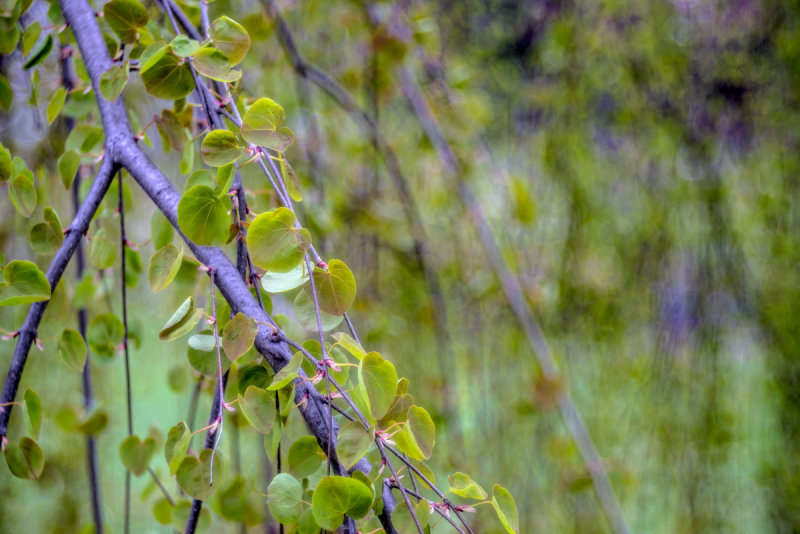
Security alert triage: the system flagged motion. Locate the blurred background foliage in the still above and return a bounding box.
[3,0,800,532]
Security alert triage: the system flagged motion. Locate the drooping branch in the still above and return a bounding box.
[0,154,117,439]
[57,0,364,483]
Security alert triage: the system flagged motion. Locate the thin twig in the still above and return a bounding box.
[119,169,134,534]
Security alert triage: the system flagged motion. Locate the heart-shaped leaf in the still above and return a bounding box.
[492,484,519,533]
[311,476,372,529]
[239,385,276,434]
[187,333,231,377]
[119,434,157,476]
[159,297,204,341]
[104,0,149,43]
[164,421,191,475]
[395,405,435,461]
[209,16,250,65]
[191,47,241,83]
[200,130,242,167]
[293,290,343,332]
[0,260,50,306]
[267,352,303,391]
[287,435,325,479]
[448,472,487,500]
[23,388,42,440]
[308,259,356,315]
[336,420,374,470]
[176,449,224,500]
[90,227,117,270]
[58,150,80,190]
[267,473,303,524]
[58,328,87,372]
[75,409,109,435]
[99,61,129,101]
[241,98,294,151]
[221,312,258,361]
[9,169,36,217]
[4,437,44,480]
[87,313,124,359]
[148,243,183,293]
[177,185,230,246]
[358,352,397,420]
[140,45,194,101]
[46,86,66,124]
[247,208,311,272]
[29,206,64,256]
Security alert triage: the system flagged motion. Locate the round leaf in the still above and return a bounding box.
[187,333,231,376]
[177,185,230,246]
[267,473,303,524]
[191,47,241,83]
[200,130,242,167]
[336,420,374,470]
[87,313,124,358]
[58,328,87,372]
[104,0,149,43]
[221,312,258,361]
[309,259,357,315]
[99,61,129,101]
[9,170,36,217]
[293,290,343,332]
[359,352,398,420]
[176,449,224,501]
[30,206,63,256]
[0,260,50,306]
[140,46,194,100]
[148,243,184,292]
[247,208,311,272]
[311,476,373,529]
[241,98,294,151]
[239,385,276,434]
[209,16,250,65]
[287,435,324,479]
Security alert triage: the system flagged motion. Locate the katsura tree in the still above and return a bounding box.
[0,0,532,532]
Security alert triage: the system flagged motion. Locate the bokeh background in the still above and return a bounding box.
[3,0,800,532]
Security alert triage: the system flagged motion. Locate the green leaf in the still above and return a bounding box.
[99,61,129,101]
[200,129,242,167]
[4,437,44,480]
[75,409,109,435]
[261,262,308,293]
[239,385,276,434]
[23,34,52,69]
[187,333,231,376]
[87,313,124,358]
[247,208,311,273]
[492,484,519,533]
[0,142,10,182]
[177,185,230,246]
[221,312,258,361]
[0,26,19,56]
[57,150,80,189]
[331,332,366,361]
[170,35,199,57]
[293,289,343,332]
[311,476,373,529]
[395,405,436,461]
[215,164,235,195]
[336,420,374,470]
[152,496,173,525]
[0,260,50,306]
[119,434,157,476]
[267,352,303,391]
[287,435,324,479]
[148,243,184,292]
[21,21,40,56]
[9,170,37,217]
[448,472,487,500]
[309,260,357,315]
[241,98,294,151]
[103,0,149,44]
[159,296,204,341]
[359,352,398,420]
[151,211,174,249]
[185,169,215,191]
[180,130,194,174]
[176,449,224,500]
[140,45,194,100]
[58,328,87,372]
[164,421,191,475]
[191,47,241,83]
[30,206,64,256]
[172,499,212,531]
[23,388,42,440]
[263,415,282,463]
[155,109,184,152]
[267,473,303,524]
[46,86,66,124]
[90,227,117,269]
[209,16,250,65]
